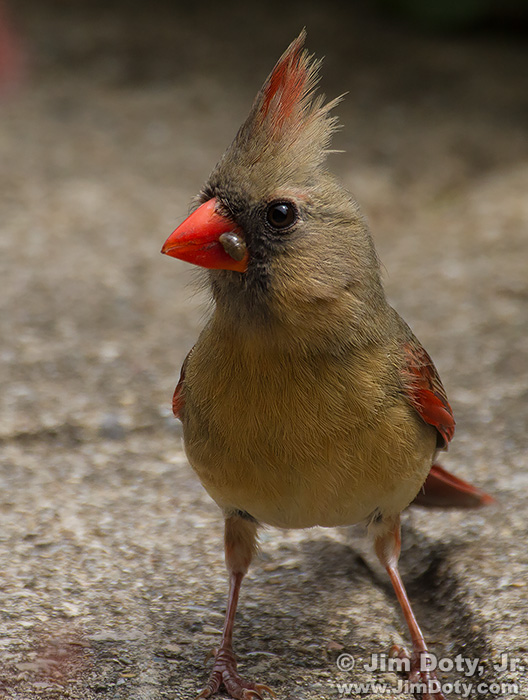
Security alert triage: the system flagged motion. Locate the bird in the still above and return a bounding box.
[161,31,493,700]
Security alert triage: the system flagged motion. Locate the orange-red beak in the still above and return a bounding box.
[161,198,248,273]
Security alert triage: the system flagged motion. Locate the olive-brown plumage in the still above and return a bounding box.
[162,31,492,700]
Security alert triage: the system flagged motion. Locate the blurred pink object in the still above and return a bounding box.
[0,1,24,93]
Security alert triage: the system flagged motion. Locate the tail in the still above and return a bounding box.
[411,464,494,509]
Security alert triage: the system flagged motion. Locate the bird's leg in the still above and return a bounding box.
[196,514,275,700]
[374,515,446,700]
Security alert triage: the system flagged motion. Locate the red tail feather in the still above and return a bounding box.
[411,464,494,509]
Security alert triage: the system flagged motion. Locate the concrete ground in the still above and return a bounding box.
[0,1,527,698]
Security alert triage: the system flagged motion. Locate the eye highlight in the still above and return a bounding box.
[266,201,297,231]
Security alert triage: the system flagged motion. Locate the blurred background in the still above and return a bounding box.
[0,1,527,698]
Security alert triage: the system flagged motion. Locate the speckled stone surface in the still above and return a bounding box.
[0,2,526,698]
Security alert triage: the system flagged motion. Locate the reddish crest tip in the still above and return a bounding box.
[259,29,314,133]
[219,30,339,178]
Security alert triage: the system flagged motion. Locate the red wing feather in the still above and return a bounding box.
[172,349,193,421]
[402,339,455,449]
[172,376,184,420]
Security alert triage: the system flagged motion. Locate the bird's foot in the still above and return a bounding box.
[389,645,446,700]
[196,646,275,700]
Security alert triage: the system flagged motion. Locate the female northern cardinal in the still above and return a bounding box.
[161,31,492,700]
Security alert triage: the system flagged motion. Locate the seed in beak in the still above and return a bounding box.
[219,232,247,262]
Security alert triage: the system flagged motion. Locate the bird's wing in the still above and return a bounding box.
[400,330,493,508]
[172,348,193,421]
[401,336,455,449]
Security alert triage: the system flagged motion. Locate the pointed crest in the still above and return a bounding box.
[258,29,317,135]
[209,31,341,190]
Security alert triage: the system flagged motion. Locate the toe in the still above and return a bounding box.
[195,671,221,699]
[195,690,212,700]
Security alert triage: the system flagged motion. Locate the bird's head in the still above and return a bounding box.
[162,31,384,347]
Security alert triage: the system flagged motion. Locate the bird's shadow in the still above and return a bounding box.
[230,518,489,660]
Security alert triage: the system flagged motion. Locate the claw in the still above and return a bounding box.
[194,671,221,700]
[389,643,409,661]
[204,647,218,664]
[243,691,264,700]
[242,685,276,700]
[386,644,446,700]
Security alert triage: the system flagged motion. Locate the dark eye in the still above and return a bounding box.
[266,201,297,230]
